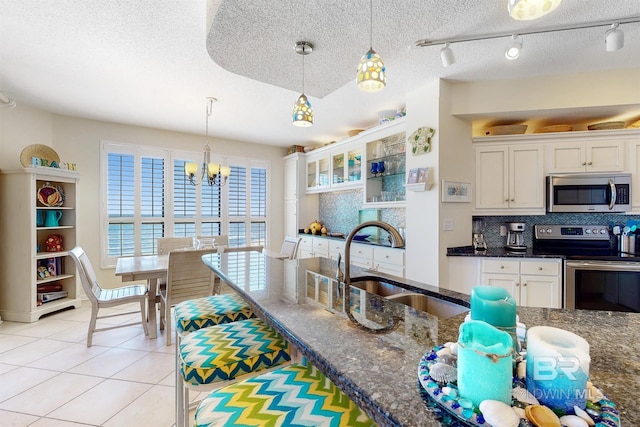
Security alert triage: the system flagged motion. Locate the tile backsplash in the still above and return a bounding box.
[318,189,405,236]
[476,213,640,248]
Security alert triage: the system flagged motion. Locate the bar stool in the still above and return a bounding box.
[176,317,292,427]
[173,293,255,338]
[193,362,376,427]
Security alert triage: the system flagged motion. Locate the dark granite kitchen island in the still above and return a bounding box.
[202,252,639,426]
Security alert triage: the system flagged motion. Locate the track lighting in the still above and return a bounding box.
[508,0,563,21]
[605,23,624,52]
[505,35,522,60]
[440,43,455,67]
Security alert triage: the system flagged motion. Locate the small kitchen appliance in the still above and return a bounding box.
[505,222,526,251]
[472,218,487,251]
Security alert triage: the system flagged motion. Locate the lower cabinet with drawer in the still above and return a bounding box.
[480,258,562,308]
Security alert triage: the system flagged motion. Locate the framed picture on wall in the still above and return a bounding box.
[441,180,472,203]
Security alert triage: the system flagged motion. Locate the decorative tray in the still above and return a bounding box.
[417,346,620,427]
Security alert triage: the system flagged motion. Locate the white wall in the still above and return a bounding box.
[0,103,287,289]
[404,80,473,287]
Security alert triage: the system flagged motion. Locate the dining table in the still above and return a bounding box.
[115,254,168,339]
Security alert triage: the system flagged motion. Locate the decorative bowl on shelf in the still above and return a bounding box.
[37,183,64,207]
[485,125,528,135]
[587,121,625,130]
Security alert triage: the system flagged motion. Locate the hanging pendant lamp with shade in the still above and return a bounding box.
[357,0,386,92]
[292,41,314,127]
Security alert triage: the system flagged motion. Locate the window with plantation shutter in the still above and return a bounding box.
[101,141,269,267]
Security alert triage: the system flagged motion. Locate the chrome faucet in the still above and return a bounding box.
[337,221,405,334]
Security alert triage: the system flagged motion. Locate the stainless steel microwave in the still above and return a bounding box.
[546,173,632,213]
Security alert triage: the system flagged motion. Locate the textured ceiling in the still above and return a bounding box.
[1,0,639,148]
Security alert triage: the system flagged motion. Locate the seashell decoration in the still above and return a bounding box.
[573,405,595,426]
[516,361,526,379]
[525,404,561,427]
[428,362,457,384]
[479,400,521,427]
[512,406,526,419]
[512,386,539,405]
[586,381,604,403]
[437,353,457,367]
[436,347,452,358]
[559,415,589,427]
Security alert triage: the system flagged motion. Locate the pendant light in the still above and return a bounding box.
[292,41,314,127]
[605,23,624,52]
[508,0,562,21]
[505,35,523,60]
[185,97,231,186]
[357,0,386,92]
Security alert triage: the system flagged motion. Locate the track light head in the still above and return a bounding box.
[505,35,522,60]
[440,43,456,67]
[605,23,624,52]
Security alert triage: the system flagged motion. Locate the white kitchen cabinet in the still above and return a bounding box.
[481,258,562,308]
[330,141,363,190]
[446,257,481,295]
[305,139,363,194]
[297,235,329,259]
[306,152,331,192]
[474,144,544,213]
[284,154,318,240]
[625,138,640,209]
[372,245,404,276]
[328,239,345,261]
[547,140,624,173]
[0,168,82,322]
[349,243,374,269]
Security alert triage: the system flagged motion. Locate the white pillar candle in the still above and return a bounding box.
[526,326,590,412]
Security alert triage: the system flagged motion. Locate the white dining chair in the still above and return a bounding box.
[157,237,193,255]
[69,246,149,347]
[159,248,217,345]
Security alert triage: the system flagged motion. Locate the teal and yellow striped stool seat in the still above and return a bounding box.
[194,363,376,427]
[176,317,292,427]
[174,293,256,335]
[179,317,291,386]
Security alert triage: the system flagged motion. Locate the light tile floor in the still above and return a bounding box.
[0,301,202,427]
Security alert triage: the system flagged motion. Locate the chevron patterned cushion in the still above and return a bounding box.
[179,318,291,386]
[194,363,376,427]
[174,293,256,334]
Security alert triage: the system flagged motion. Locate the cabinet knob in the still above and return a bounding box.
[538,267,543,271]
[505,199,510,202]
[510,199,515,202]
[523,282,527,286]
[516,283,520,286]
[581,162,587,166]
[500,265,504,269]
[385,255,390,259]
[588,162,593,165]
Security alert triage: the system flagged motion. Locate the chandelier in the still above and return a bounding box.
[185,97,230,186]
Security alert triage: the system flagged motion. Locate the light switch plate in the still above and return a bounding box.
[443,218,455,231]
[500,225,507,236]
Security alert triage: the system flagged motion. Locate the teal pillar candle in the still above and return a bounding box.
[458,320,514,407]
[525,326,590,412]
[470,286,517,328]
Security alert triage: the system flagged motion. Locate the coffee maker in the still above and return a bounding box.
[472,218,487,251]
[505,222,526,251]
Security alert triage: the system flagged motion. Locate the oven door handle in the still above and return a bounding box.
[609,179,616,210]
[566,260,640,272]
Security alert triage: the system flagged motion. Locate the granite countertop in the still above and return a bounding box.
[447,245,566,259]
[203,252,639,426]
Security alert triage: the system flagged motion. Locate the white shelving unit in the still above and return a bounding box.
[0,167,82,322]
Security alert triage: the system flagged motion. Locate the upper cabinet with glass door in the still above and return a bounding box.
[306,139,363,193]
[363,118,406,207]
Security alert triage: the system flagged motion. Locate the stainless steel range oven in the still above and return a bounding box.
[534,224,640,312]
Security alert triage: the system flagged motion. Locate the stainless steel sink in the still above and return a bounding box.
[350,278,469,319]
[386,293,469,319]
